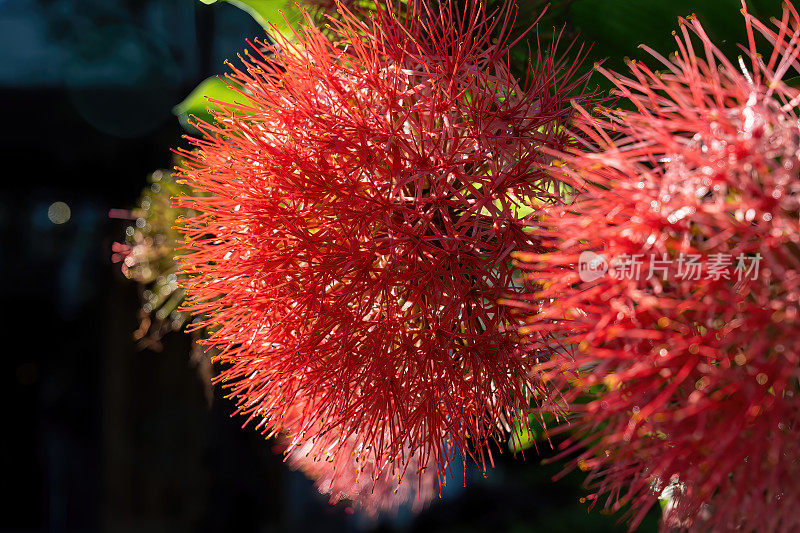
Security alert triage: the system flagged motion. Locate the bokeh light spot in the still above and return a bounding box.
[47,201,71,224]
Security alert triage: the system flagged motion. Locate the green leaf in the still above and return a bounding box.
[200,0,302,40]
[508,422,536,453]
[172,76,254,126]
[507,414,549,453]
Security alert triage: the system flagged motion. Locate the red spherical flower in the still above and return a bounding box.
[177,0,594,504]
[506,4,800,531]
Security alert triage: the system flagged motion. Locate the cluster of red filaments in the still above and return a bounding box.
[278,393,438,514]
[178,0,594,511]
[505,4,800,530]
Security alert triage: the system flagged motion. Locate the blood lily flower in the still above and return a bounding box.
[177,0,594,509]
[505,4,800,531]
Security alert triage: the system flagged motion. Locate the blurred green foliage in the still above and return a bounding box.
[200,0,302,37]
[120,170,199,346]
[571,0,785,89]
[173,76,255,128]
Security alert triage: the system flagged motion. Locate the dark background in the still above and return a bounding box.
[2,0,785,531]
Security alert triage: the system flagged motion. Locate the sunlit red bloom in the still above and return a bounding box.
[505,4,800,531]
[177,0,594,508]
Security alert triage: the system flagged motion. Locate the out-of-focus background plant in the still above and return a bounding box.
[6,0,792,531]
[112,170,193,346]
